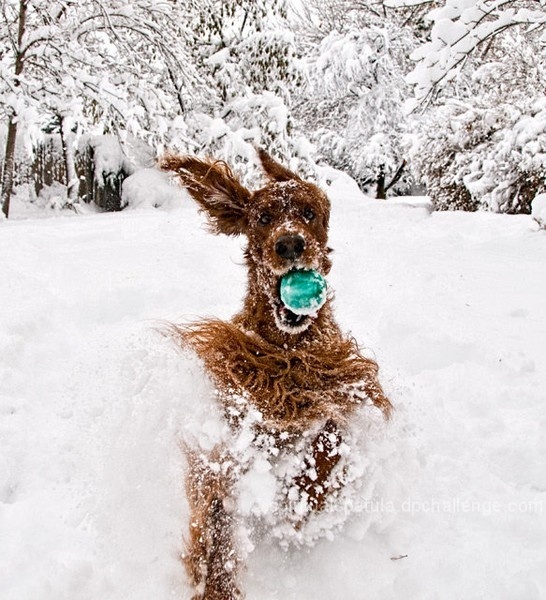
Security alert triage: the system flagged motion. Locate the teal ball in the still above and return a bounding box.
[279,269,327,315]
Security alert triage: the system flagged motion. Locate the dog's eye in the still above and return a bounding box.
[303,208,315,221]
[259,212,272,225]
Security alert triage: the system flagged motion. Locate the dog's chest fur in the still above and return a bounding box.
[177,318,380,433]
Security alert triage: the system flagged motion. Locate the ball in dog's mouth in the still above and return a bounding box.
[280,269,327,314]
[274,269,328,332]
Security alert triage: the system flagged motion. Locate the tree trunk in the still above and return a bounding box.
[1,0,28,219]
[385,160,407,196]
[376,165,386,199]
[60,117,79,204]
[374,160,407,201]
[1,120,19,218]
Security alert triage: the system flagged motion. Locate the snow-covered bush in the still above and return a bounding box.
[412,100,546,213]
[409,105,479,211]
[121,168,187,211]
[410,33,546,213]
[15,133,153,212]
[79,136,139,212]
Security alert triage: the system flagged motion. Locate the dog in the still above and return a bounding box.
[160,149,391,599]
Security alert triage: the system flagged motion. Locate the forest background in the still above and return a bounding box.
[1,0,546,219]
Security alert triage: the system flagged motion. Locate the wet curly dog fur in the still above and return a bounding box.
[160,149,391,599]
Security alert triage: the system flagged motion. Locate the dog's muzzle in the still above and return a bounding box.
[275,234,306,260]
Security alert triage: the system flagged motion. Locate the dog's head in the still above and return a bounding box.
[161,149,332,335]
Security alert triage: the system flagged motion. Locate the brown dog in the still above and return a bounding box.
[161,149,391,599]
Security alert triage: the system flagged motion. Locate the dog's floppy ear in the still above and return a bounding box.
[257,148,302,183]
[160,154,251,236]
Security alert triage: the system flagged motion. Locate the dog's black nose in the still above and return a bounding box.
[275,234,305,260]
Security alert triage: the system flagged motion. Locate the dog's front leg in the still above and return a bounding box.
[184,449,242,600]
[292,419,343,522]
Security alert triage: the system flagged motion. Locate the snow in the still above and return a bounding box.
[1,183,546,599]
[532,193,546,228]
[121,168,188,210]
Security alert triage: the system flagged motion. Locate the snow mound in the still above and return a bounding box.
[532,193,546,229]
[122,168,187,210]
[316,165,366,200]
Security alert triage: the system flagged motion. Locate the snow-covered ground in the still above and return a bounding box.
[1,182,545,599]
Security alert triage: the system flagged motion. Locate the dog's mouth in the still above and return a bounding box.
[274,300,312,333]
[270,271,325,334]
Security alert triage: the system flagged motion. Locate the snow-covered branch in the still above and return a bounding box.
[407,0,546,106]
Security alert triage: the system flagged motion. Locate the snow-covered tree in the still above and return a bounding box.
[1,0,200,217]
[294,3,418,197]
[177,0,308,183]
[188,0,298,103]
[410,30,546,213]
